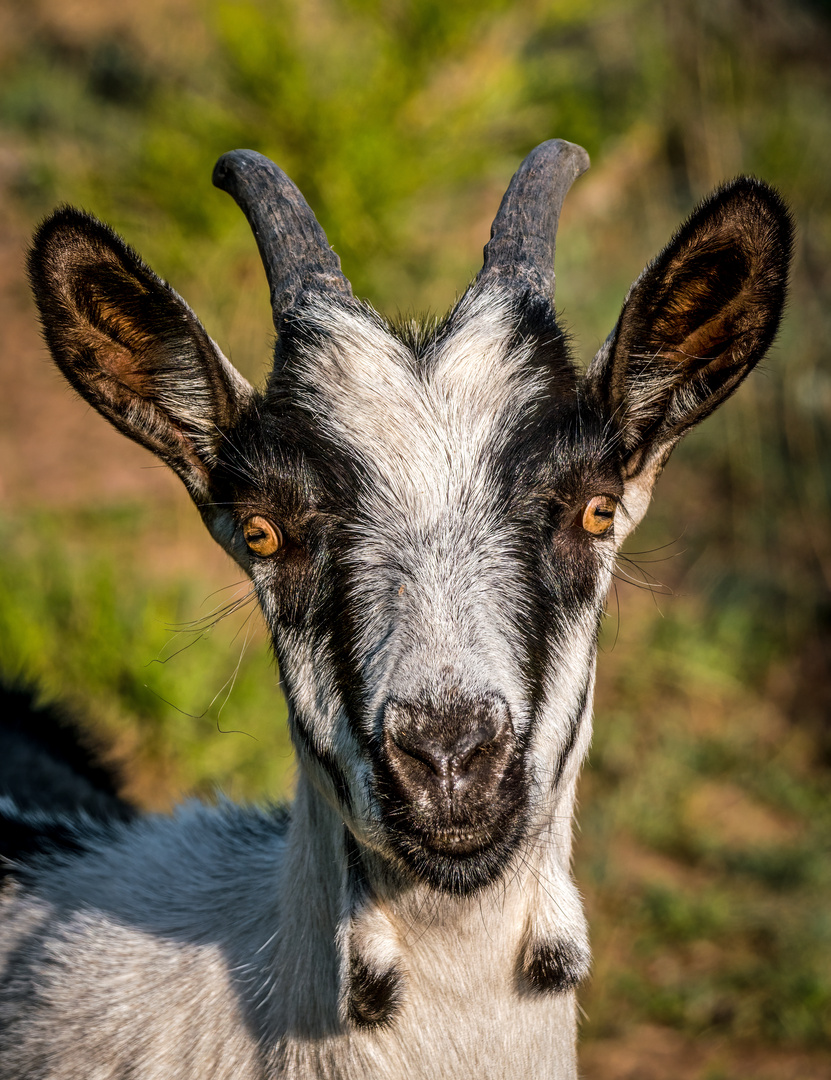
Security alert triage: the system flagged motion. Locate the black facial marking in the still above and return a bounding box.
[257,364,375,749]
[291,712,353,813]
[520,938,591,994]
[493,383,622,723]
[550,664,594,791]
[322,537,374,755]
[344,828,369,899]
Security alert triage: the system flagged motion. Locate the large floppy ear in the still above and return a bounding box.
[28,208,253,535]
[586,178,792,521]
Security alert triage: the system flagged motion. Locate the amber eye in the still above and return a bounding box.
[581,495,617,536]
[242,515,283,557]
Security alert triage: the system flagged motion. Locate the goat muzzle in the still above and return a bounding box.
[377,694,526,875]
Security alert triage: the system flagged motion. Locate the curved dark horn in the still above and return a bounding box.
[213,150,353,328]
[475,139,590,303]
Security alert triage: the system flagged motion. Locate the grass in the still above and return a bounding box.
[0,506,294,808]
[578,583,831,1051]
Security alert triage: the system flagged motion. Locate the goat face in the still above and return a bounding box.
[215,287,620,893]
[28,142,792,897]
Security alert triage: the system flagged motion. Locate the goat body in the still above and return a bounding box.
[0,140,792,1079]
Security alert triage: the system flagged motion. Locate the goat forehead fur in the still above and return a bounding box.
[249,287,619,569]
[287,289,572,497]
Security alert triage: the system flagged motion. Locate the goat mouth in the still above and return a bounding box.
[420,827,494,857]
[380,810,527,895]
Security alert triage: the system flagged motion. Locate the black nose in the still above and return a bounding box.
[388,709,504,788]
[382,693,516,808]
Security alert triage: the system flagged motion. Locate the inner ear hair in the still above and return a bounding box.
[28,207,253,503]
[588,177,793,463]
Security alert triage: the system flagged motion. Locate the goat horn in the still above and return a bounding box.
[476,139,590,302]
[213,150,353,328]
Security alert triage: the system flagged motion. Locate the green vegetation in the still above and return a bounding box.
[0,507,293,805]
[579,601,831,1057]
[1,0,829,1073]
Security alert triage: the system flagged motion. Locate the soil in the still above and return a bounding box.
[580,1024,831,1080]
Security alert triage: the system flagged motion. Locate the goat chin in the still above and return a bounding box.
[0,139,792,1079]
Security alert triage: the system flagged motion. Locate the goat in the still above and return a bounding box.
[0,139,792,1079]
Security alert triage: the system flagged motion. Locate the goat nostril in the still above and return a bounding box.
[449,720,502,769]
[391,733,449,777]
[453,738,495,772]
[451,744,481,774]
[388,711,507,783]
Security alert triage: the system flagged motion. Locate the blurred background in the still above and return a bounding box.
[0,0,829,1075]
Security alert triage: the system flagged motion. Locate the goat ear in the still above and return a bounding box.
[28,208,254,510]
[586,178,792,514]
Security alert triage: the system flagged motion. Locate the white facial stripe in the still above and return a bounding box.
[290,290,564,726]
[293,289,549,518]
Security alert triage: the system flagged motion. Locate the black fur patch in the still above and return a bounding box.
[0,684,131,817]
[550,665,594,791]
[521,939,591,994]
[0,682,135,884]
[0,812,85,880]
[346,948,403,1029]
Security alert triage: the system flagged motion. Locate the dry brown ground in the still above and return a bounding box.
[581,1026,831,1080]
